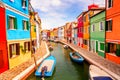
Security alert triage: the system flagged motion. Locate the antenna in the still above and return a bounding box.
[93,0,94,4]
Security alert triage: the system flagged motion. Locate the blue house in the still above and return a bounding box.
[2,0,31,69]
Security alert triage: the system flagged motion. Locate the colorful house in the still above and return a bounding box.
[66,22,72,43]
[77,12,86,47]
[90,10,105,57]
[2,0,31,69]
[71,22,77,44]
[105,0,120,64]
[34,12,42,48]
[83,4,103,50]
[58,26,64,40]
[0,2,9,73]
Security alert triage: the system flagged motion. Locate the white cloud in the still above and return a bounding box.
[31,0,105,29]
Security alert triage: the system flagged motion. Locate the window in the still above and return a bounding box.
[83,40,87,45]
[22,0,27,9]
[24,42,30,52]
[99,22,104,31]
[7,16,17,29]
[106,20,112,31]
[9,43,20,58]
[92,24,95,32]
[23,20,29,30]
[99,42,105,51]
[107,0,113,8]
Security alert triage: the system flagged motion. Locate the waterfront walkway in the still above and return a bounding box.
[60,40,120,80]
[0,41,50,80]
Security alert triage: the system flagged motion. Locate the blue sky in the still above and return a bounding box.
[31,0,105,29]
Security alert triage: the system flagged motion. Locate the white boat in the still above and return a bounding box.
[89,65,113,80]
[63,45,69,49]
[35,55,56,77]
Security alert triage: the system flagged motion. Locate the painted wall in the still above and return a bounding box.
[0,7,9,73]
[4,0,31,69]
[90,11,105,57]
[2,0,29,14]
[77,13,84,47]
[106,0,120,64]
[6,10,30,40]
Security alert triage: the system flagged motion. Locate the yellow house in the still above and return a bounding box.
[83,4,103,50]
[30,12,37,49]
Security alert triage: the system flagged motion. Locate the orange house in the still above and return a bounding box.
[105,0,120,64]
[83,4,103,50]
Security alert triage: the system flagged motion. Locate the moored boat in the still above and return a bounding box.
[35,55,56,77]
[89,65,113,80]
[63,45,69,49]
[69,52,84,63]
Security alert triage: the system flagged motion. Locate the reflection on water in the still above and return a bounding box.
[27,42,90,80]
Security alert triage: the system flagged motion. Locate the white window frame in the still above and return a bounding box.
[99,21,104,31]
[23,20,27,30]
[22,0,26,9]
[107,0,113,9]
[106,19,112,32]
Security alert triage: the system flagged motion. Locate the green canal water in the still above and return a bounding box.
[27,42,90,80]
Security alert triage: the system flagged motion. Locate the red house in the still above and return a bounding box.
[0,4,9,73]
[66,23,72,43]
[77,12,86,47]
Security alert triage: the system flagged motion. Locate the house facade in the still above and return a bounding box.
[90,10,105,57]
[0,2,9,73]
[106,0,120,64]
[2,0,31,69]
[77,12,86,47]
[83,4,103,50]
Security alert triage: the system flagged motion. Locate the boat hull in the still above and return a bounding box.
[35,55,56,77]
[69,52,84,63]
[89,65,113,80]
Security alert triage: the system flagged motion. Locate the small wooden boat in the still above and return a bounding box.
[63,45,69,49]
[69,52,84,63]
[35,55,56,77]
[89,65,113,80]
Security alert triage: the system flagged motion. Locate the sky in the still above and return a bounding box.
[31,0,105,30]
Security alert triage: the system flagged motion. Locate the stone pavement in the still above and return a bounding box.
[60,40,120,80]
[0,41,50,80]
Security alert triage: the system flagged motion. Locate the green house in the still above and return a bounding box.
[90,10,105,57]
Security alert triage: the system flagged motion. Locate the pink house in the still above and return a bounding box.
[77,12,86,47]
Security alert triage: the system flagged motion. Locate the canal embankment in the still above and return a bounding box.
[0,41,50,80]
[59,40,120,80]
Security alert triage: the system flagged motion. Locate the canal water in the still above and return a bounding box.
[27,42,90,80]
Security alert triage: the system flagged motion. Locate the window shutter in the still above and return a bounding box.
[27,21,29,30]
[7,15,10,29]
[106,21,108,31]
[34,26,36,32]
[28,42,30,51]
[14,17,17,29]
[110,20,112,31]
[16,43,20,55]
[22,20,24,30]
[24,42,26,52]
[9,45,12,58]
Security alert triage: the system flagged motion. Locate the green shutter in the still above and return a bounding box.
[14,17,17,29]
[7,15,10,29]
[27,21,29,30]
[34,26,36,32]
[116,44,120,56]
[105,43,108,53]
[22,20,24,30]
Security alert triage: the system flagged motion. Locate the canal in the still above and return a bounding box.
[27,42,90,80]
